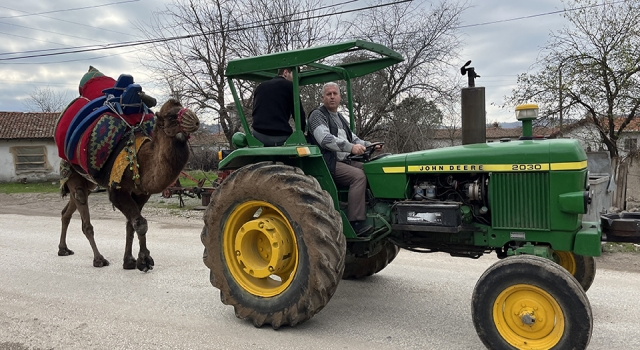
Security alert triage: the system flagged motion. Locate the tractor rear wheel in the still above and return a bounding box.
[342,239,399,279]
[201,162,345,329]
[553,250,596,292]
[472,255,592,350]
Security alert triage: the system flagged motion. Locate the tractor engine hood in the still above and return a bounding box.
[365,139,587,175]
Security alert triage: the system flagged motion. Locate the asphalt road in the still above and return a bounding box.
[1,208,640,350]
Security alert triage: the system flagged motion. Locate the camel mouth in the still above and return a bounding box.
[176,132,187,142]
[180,111,200,134]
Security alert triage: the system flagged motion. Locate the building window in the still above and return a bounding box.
[11,146,48,172]
[624,138,638,151]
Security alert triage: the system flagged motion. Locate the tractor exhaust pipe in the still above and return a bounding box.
[460,61,486,145]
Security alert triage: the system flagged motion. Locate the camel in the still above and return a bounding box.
[57,99,200,271]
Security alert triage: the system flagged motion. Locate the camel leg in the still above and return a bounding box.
[109,189,153,272]
[68,176,109,267]
[122,220,137,269]
[132,193,152,271]
[58,200,76,256]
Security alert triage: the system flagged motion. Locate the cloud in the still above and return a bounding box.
[0,0,569,124]
[458,0,566,121]
[0,0,164,111]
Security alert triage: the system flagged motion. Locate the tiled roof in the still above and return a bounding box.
[433,126,558,140]
[544,116,640,136]
[0,112,59,140]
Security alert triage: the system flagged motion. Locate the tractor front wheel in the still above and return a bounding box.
[472,255,592,350]
[201,162,345,329]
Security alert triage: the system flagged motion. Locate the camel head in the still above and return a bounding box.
[156,99,200,142]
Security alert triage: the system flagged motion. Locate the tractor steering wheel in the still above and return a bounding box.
[347,142,385,162]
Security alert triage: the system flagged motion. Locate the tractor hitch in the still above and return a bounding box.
[601,212,640,243]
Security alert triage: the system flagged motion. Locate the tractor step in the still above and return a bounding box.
[601,212,640,243]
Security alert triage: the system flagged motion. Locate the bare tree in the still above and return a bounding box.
[139,0,238,142]
[505,0,640,160]
[345,0,468,140]
[24,86,71,113]
[140,0,341,144]
[439,101,462,147]
[382,96,443,153]
[231,0,340,57]
[504,0,640,208]
[227,0,342,125]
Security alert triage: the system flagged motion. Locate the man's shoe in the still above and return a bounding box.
[351,220,373,236]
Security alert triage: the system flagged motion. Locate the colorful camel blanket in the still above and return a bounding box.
[59,132,151,190]
[76,112,154,177]
[56,68,156,188]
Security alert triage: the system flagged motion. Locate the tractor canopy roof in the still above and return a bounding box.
[225,40,403,149]
[225,40,403,85]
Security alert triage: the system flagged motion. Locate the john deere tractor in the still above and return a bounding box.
[200,40,639,349]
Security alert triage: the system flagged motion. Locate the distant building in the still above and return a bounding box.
[432,125,557,148]
[0,112,60,183]
[558,117,640,156]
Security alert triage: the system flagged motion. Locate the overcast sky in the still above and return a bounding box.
[0,0,570,123]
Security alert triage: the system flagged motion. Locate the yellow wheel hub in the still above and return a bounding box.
[554,251,577,275]
[223,201,298,297]
[493,284,565,349]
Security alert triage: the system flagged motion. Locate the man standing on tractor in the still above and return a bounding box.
[250,67,306,146]
[308,82,382,236]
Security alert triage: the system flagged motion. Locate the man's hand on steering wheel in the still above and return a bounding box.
[348,142,385,161]
[370,142,384,151]
[351,144,366,155]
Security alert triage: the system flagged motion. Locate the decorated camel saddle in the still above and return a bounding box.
[56,67,156,188]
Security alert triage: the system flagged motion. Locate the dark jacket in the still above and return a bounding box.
[251,76,306,136]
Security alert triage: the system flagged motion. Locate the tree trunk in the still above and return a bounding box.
[612,157,628,210]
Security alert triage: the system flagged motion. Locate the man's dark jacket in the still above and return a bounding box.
[251,76,305,136]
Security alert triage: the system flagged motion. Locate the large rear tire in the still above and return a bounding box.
[342,239,399,279]
[553,250,596,292]
[201,162,345,329]
[472,255,592,350]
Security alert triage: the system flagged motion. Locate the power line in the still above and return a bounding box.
[3,0,623,63]
[0,80,77,86]
[0,0,141,20]
[0,48,142,65]
[0,30,67,46]
[0,5,135,38]
[0,0,362,57]
[0,21,111,44]
[457,0,629,28]
[347,0,631,41]
[0,0,410,62]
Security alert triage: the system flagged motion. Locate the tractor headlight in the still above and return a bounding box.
[558,191,589,214]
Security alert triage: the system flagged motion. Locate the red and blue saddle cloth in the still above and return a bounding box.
[55,68,155,182]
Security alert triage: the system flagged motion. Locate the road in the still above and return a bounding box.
[1,194,640,349]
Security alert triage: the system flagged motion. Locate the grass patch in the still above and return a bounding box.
[602,242,640,253]
[0,181,60,194]
[177,170,218,187]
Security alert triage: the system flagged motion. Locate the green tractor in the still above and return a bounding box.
[201,40,637,349]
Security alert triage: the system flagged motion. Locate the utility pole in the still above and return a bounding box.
[559,67,563,137]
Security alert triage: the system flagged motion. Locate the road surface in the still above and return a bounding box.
[1,192,639,349]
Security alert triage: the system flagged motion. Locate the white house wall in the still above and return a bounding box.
[0,139,60,183]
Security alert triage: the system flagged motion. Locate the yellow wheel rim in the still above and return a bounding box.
[554,251,577,275]
[493,284,565,349]
[223,200,298,297]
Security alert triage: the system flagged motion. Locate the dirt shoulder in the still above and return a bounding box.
[1,192,639,273]
[0,191,205,228]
